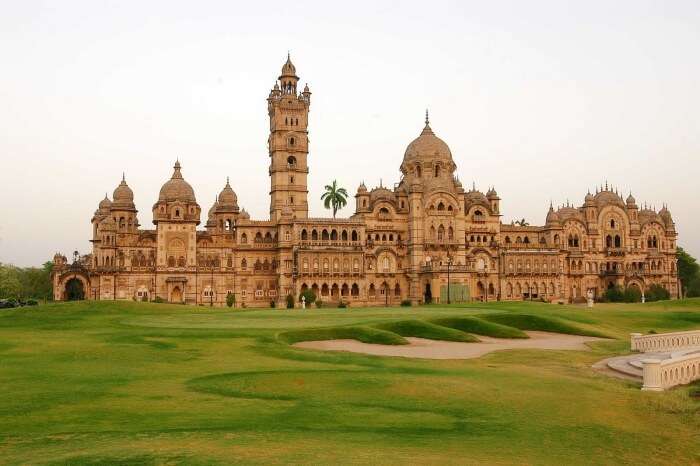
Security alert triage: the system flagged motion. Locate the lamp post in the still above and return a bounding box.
[447,254,452,305]
[210,255,214,307]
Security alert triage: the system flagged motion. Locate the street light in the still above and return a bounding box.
[447,254,453,305]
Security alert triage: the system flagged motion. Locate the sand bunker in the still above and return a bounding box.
[293,331,604,360]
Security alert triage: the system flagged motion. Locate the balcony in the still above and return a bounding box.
[605,247,626,257]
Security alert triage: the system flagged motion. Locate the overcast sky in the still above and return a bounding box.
[1,0,699,267]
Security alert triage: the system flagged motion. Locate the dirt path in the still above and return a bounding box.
[293,331,605,360]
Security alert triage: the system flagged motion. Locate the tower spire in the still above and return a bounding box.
[425,109,429,126]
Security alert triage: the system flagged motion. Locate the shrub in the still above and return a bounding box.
[299,289,316,306]
[646,284,671,302]
[338,301,347,308]
[315,300,323,308]
[400,299,412,307]
[286,294,294,309]
[226,292,235,308]
[603,286,625,303]
[270,300,277,308]
[153,296,165,303]
[375,320,478,342]
[141,295,148,302]
[26,299,38,306]
[0,299,16,309]
[623,286,642,303]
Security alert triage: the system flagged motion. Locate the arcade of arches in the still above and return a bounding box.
[51,56,681,306]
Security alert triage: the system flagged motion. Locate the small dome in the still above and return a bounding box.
[594,189,624,207]
[112,174,135,207]
[486,187,498,199]
[626,193,637,205]
[239,208,250,220]
[585,191,595,203]
[280,53,297,77]
[357,182,367,194]
[216,178,238,209]
[208,196,219,219]
[98,194,112,211]
[158,160,196,203]
[546,205,560,225]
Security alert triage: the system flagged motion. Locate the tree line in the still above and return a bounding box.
[0,262,54,301]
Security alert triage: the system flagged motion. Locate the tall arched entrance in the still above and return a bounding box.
[65,278,85,300]
[424,283,432,304]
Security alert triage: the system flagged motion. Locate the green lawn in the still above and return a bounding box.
[1,299,699,465]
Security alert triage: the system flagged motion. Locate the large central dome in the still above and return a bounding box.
[402,118,454,165]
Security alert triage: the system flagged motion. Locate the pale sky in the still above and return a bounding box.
[1,0,699,267]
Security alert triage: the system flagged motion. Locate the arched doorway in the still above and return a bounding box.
[171,286,183,303]
[424,283,432,304]
[476,282,485,301]
[65,278,85,300]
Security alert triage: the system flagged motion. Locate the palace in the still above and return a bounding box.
[51,56,681,306]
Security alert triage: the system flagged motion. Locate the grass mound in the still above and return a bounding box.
[430,316,528,339]
[479,313,607,337]
[374,320,479,342]
[279,326,408,345]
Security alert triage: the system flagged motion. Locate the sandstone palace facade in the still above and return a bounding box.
[52,56,681,306]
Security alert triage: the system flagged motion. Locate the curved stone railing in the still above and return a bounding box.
[641,353,700,391]
[631,330,700,353]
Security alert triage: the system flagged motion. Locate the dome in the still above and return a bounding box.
[158,161,196,203]
[207,196,219,219]
[112,174,135,207]
[98,194,112,211]
[465,189,489,207]
[280,53,297,77]
[486,187,498,199]
[594,189,624,207]
[626,193,636,206]
[357,182,367,194]
[239,208,250,220]
[216,178,238,210]
[585,191,595,204]
[557,205,581,220]
[546,205,561,225]
[403,121,454,166]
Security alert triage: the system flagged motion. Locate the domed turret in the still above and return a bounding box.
[280,53,297,77]
[215,177,239,212]
[486,187,499,199]
[152,160,201,225]
[626,193,637,207]
[584,191,595,204]
[112,174,135,209]
[357,181,367,194]
[239,208,250,220]
[98,194,112,212]
[158,160,196,203]
[208,195,219,219]
[546,204,561,226]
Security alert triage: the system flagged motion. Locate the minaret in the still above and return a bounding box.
[267,53,311,221]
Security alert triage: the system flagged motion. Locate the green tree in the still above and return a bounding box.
[676,247,700,298]
[514,218,529,226]
[0,264,21,299]
[226,292,235,308]
[320,180,348,218]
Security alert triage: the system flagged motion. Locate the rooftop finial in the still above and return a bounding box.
[122,172,125,182]
[425,108,429,126]
[472,181,476,191]
[605,180,608,190]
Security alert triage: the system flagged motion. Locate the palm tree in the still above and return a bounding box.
[515,218,529,226]
[321,180,348,218]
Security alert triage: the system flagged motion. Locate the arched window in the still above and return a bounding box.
[322,229,329,241]
[331,229,338,241]
[437,225,445,241]
[416,165,422,178]
[606,235,612,248]
[524,237,530,244]
[448,226,454,240]
[614,235,621,248]
[301,229,308,240]
[505,236,511,244]
[312,229,318,241]
[341,230,348,241]
[437,202,445,211]
[287,155,297,167]
[351,283,359,296]
[434,165,440,177]
[351,230,358,241]
[353,259,359,271]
